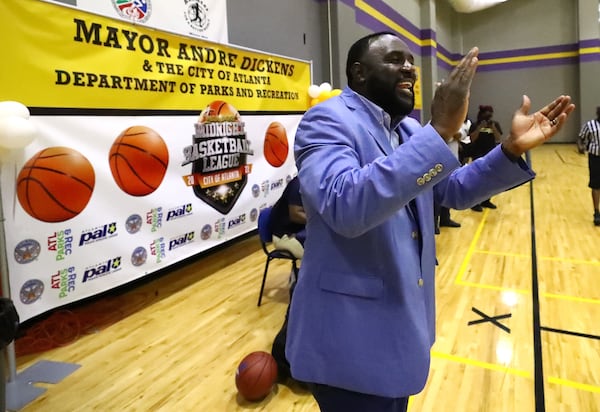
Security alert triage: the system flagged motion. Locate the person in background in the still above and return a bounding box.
[434,118,470,233]
[269,175,306,384]
[468,105,503,211]
[269,175,306,260]
[458,117,473,165]
[285,31,574,412]
[577,106,600,226]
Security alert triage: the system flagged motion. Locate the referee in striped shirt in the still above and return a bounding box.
[578,106,600,226]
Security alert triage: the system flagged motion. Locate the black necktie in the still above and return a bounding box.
[408,199,419,223]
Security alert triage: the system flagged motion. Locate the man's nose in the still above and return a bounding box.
[401,60,417,79]
[401,60,414,70]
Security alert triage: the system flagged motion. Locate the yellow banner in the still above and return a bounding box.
[0,0,311,111]
[413,66,423,110]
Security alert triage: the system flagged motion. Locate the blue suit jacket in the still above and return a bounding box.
[285,87,535,398]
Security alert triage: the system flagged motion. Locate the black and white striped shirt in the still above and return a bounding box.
[579,119,600,156]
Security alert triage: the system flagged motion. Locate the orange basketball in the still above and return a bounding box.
[264,122,289,168]
[17,146,95,223]
[109,126,169,196]
[198,100,240,123]
[235,351,278,402]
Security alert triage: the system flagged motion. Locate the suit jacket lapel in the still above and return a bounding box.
[341,88,393,156]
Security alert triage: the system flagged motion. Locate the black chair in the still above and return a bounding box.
[257,207,299,306]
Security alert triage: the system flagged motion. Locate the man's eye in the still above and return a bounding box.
[388,56,414,66]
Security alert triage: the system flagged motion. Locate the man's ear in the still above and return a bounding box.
[350,62,365,84]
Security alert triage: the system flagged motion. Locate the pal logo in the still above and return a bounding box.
[82,257,122,282]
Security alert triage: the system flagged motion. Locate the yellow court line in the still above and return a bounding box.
[539,255,600,266]
[474,250,530,259]
[431,353,600,393]
[548,377,600,393]
[453,212,600,304]
[455,281,600,305]
[454,280,529,295]
[475,249,600,266]
[542,293,600,305]
[431,351,531,378]
[455,209,490,284]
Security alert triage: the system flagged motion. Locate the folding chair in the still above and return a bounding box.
[257,206,299,306]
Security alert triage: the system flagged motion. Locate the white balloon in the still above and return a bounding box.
[308,84,321,99]
[0,101,30,119]
[319,82,332,93]
[0,116,37,149]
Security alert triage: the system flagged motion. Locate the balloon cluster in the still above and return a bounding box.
[0,101,37,150]
[308,82,342,108]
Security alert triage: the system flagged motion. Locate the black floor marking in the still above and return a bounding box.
[527,151,545,412]
[541,326,600,341]
[468,307,511,333]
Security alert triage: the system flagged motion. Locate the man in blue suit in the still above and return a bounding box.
[285,32,574,411]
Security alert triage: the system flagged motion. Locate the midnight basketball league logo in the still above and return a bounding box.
[182,100,254,215]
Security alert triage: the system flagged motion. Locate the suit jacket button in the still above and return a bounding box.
[424,173,431,182]
[411,231,418,239]
[417,177,425,186]
[418,278,424,287]
[435,163,443,172]
[429,168,437,177]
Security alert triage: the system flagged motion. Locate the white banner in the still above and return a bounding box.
[2,114,300,321]
[73,0,229,43]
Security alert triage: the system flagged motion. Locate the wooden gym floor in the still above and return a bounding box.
[14,144,600,411]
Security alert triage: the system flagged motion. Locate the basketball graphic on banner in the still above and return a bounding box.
[263,122,289,167]
[109,126,169,196]
[198,100,241,123]
[16,146,95,223]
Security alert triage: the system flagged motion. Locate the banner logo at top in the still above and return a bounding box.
[185,0,210,34]
[112,0,152,23]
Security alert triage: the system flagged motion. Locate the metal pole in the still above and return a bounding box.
[327,0,333,84]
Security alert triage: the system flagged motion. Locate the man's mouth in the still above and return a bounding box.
[397,81,414,96]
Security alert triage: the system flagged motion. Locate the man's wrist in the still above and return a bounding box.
[501,143,521,162]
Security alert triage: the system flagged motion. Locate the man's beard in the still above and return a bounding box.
[379,92,414,118]
[393,92,415,117]
[367,79,414,117]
